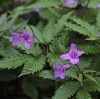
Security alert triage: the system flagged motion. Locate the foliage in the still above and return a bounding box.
[0,0,100,99]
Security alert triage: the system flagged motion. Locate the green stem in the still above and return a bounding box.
[27,24,41,43]
[86,0,90,7]
[27,24,45,50]
[76,65,84,86]
[76,65,81,73]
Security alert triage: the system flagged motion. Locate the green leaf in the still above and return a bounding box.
[43,18,55,43]
[58,20,97,40]
[85,74,98,85]
[53,81,81,99]
[67,68,83,82]
[78,44,100,54]
[47,7,61,17]
[55,12,73,33]
[78,59,91,68]
[47,53,59,64]
[83,79,100,92]
[86,0,100,8]
[66,68,78,79]
[31,26,44,43]
[96,11,100,28]
[27,0,63,9]
[38,70,55,80]
[83,70,97,74]
[0,55,29,69]
[19,55,45,76]
[76,89,92,99]
[71,17,99,36]
[18,43,42,56]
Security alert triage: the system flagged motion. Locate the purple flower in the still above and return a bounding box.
[53,62,70,79]
[60,43,84,65]
[21,29,35,49]
[33,8,41,13]
[96,4,100,8]
[12,29,35,49]
[96,34,100,37]
[65,0,80,7]
[12,32,23,46]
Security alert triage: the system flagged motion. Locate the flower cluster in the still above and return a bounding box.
[53,43,84,79]
[12,29,35,49]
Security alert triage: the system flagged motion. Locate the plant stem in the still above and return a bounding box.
[76,65,84,76]
[76,65,81,73]
[27,24,45,50]
[27,24,41,43]
[86,0,90,7]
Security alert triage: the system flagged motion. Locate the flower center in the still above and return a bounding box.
[23,35,29,40]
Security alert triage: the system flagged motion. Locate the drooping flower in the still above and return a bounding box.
[65,0,80,7]
[21,29,35,49]
[33,8,41,13]
[96,4,100,8]
[52,62,70,79]
[12,29,35,49]
[60,43,84,65]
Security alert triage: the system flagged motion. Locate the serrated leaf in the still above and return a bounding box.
[58,20,97,40]
[66,68,78,79]
[38,70,55,80]
[18,43,42,56]
[83,79,100,92]
[76,89,92,99]
[0,55,29,69]
[67,68,83,82]
[19,55,45,76]
[53,81,81,99]
[71,17,99,36]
